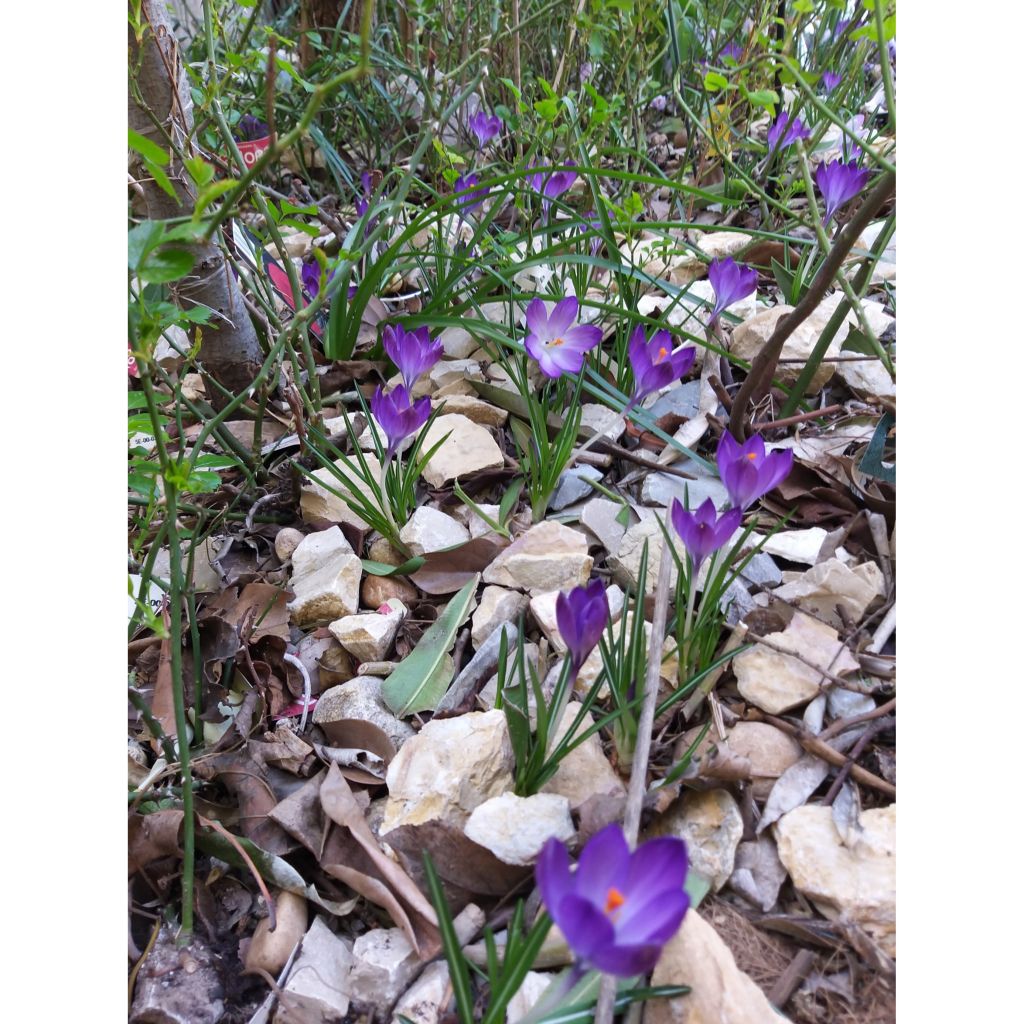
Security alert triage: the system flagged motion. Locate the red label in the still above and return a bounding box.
[237,137,271,168]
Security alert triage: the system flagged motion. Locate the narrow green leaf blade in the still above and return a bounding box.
[382,575,478,716]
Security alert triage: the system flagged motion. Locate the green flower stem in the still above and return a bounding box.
[873,1,896,134]
[135,353,196,941]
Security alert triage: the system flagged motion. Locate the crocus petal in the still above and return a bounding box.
[574,823,632,898]
[525,333,564,378]
[614,887,691,948]
[587,941,664,977]
[547,297,580,338]
[560,323,603,351]
[555,894,617,963]
[623,836,689,898]
[525,297,548,338]
[536,837,573,919]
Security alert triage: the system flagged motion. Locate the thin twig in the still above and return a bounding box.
[594,540,675,1024]
[728,170,895,440]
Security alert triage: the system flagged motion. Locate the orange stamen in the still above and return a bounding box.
[746,452,757,461]
[655,346,668,363]
[604,887,626,914]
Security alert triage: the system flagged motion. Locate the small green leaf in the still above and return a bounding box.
[128,129,169,166]
[703,71,729,92]
[361,557,426,577]
[195,178,237,216]
[745,88,779,109]
[139,247,194,284]
[128,221,161,271]
[534,97,560,122]
[382,575,479,716]
[840,328,877,356]
[184,155,215,188]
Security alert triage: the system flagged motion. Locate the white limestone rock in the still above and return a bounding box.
[399,506,470,555]
[381,710,514,833]
[464,792,575,866]
[732,305,840,393]
[274,916,353,1023]
[419,414,504,487]
[313,675,416,749]
[775,803,896,958]
[733,612,860,714]
[647,911,782,1024]
[770,557,884,627]
[300,455,383,530]
[483,522,593,594]
[651,789,744,892]
[328,600,407,663]
[287,527,362,627]
[473,586,530,646]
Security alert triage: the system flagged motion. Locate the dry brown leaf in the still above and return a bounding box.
[319,763,440,953]
[129,809,184,874]
[411,535,509,594]
[268,771,330,859]
[195,749,296,855]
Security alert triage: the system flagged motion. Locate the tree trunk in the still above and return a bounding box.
[128,0,264,408]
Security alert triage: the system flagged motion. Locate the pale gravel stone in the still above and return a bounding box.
[775,803,896,958]
[399,506,470,555]
[650,789,744,892]
[483,521,592,594]
[770,557,884,627]
[287,526,362,627]
[419,414,504,488]
[276,917,353,1021]
[732,305,841,393]
[648,911,782,1024]
[472,586,529,646]
[464,792,575,866]
[381,710,514,833]
[328,601,407,663]
[733,612,860,714]
[313,676,415,749]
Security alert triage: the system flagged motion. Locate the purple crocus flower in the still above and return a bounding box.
[235,114,268,142]
[670,497,742,570]
[821,70,841,92]
[814,158,871,224]
[453,172,489,214]
[556,580,610,673]
[536,824,690,977]
[300,257,337,299]
[716,432,793,510]
[575,210,604,258]
[719,42,743,63]
[524,296,603,379]
[382,324,443,391]
[627,326,696,408]
[650,94,668,113]
[370,385,431,459]
[707,257,758,325]
[355,171,373,218]
[469,110,503,149]
[526,161,579,213]
[766,111,811,155]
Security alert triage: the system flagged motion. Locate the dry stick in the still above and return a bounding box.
[749,403,844,432]
[758,713,896,798]
[593,541,675,1024]
[768,948,817,1009]
[818,696,896,742]
[728,171,896,441]
[821,716,894,806]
